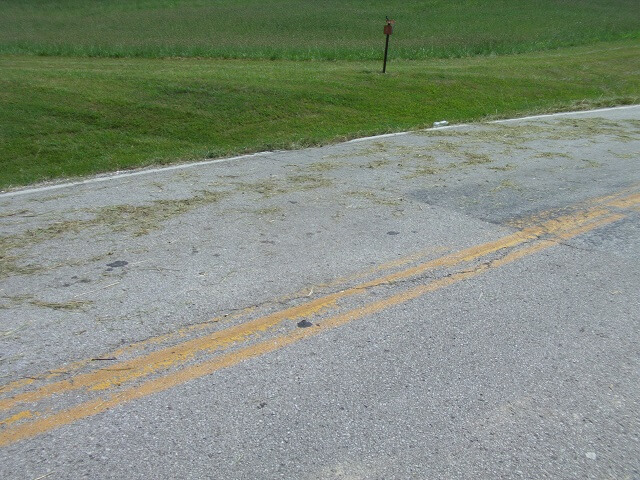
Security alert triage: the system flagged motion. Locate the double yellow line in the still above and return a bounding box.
[1,188,638,447]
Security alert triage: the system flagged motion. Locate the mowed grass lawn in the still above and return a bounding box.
[0,0,639,188]
[2,41,639,188]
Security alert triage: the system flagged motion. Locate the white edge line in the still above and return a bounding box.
[2,104,638,199]
[0,151,274,198]
[346,131,409,143]
[489,104,640,124]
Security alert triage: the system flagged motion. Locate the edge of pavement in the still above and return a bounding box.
[2,104,638,199]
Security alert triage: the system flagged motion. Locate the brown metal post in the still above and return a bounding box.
[382,33,390,73]
[382,19,394,73]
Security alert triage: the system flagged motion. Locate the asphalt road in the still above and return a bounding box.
[1,106,639,479]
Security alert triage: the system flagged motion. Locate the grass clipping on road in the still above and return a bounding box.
[0,40,639,188]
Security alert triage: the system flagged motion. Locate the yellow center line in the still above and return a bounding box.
[0,233,509,409]
[0,189,638,398]
[0,306,256,395]
[0,221,563,410]
[0,195,636,413]
[0,246,448,396]
[0,203,630,447]
[6,185,634,396]
[507,183,640,228]
[606,192,640,209]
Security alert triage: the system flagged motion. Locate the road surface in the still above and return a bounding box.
[1,106,639,479]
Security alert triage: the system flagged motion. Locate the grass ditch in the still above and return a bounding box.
[1,40,638,189]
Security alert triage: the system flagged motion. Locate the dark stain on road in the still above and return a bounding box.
[106,260,128,268]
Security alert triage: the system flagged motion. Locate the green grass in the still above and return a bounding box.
[1,0,638,60]
[1,40,639,189]
[1,1,639,188]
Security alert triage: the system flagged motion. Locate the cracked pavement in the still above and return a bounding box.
[1,106,639,479]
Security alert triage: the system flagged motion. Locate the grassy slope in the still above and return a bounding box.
[1,1,639,188]
[1,0,639,60]
[1,41,639,189]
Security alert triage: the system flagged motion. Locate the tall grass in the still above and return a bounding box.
[1,0,639,60]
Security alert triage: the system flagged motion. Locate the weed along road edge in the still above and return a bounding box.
[1,108,639,478]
